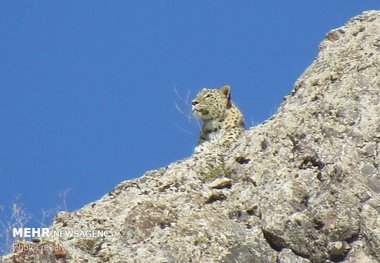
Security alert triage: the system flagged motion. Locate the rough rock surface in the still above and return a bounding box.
[4,10,380,263]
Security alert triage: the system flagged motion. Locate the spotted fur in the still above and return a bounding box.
[192,85,244,152]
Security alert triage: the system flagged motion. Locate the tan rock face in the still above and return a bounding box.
[4,10,380,263]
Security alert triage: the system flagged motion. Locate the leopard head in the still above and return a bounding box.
[192,85,231,121]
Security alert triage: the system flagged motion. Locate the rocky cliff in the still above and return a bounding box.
[4,10,380,263]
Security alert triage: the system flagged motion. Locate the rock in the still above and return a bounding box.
[205,190,227,203]
[278,248,311,263]
[328,241,350,261]
[3,10,380,263]
[208,177,232,189]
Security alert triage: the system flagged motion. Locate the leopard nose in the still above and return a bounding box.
[192,101,199,106]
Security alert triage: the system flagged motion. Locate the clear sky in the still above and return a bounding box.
[1,1,379,247]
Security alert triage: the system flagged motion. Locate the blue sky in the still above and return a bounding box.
[1,1,379,245]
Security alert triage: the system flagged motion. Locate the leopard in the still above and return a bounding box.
[192,85,245,152]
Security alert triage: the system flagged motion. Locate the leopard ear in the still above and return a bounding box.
[219,85,231,99]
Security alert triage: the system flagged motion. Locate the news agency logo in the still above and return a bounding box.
[13,227,116,238]
[13,227,50,238]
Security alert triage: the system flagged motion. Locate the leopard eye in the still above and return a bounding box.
[204,94,212,99]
